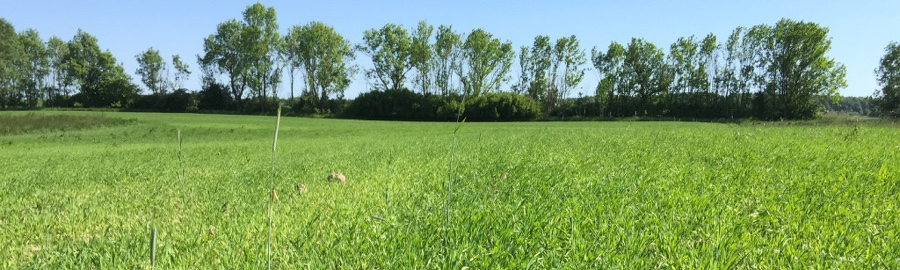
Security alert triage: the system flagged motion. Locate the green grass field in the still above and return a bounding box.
[1,111,898,268]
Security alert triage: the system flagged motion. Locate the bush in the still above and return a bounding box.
[128,89,197,112]
[197,82,234,111]
[129,94,164,111]
[241,96,281,114]
[162,89,197,112]
[345,89,538,121]
[464,93,542,121]
[290,94,348,116]
[345,88,460,121]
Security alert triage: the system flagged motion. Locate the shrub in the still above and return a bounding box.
[242,96,281,114]
[162,89,197,112]
[129,94,164,111]
[345,90,537,121]
[346,88,446,121]
[197,82,234,111]
[464,92,541,121]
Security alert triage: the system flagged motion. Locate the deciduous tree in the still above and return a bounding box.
[874,42,900,117]
[411,21,434,94]
[135,47,166,95]
[17,28,48,107]
[359,24,412,91]
[432,25,462,95]
[172,54,190,89]
[0,18,21,107]
[460,29,514,96]
[46,35,72,104]
[285,21,356,111]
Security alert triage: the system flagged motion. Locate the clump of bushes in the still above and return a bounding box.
[464,92,542,121]
[129,89,198,112]
[344,89,540,121]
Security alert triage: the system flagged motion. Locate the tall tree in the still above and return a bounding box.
[592,41,626,116]
[17,28,48,107]
[719,28,743,117]
[411,21,434,94]
[697,33,718,112]
[0,18,21,107]
[241,3,280,111]
[200,19,248,107]
[874,42,900,117]
[46,35,72,104]
[135,47,166,95]
[66,29,137,107]
[280,29,299,105]
[359,23,412,90]
[460,29,514,96]
[285,21,356,110]
[763,19,846,119]
[516,35,552,101]
[549,35,587,110]
[622,38,668,116]
[171,54,190,89]
[432,25,462,95]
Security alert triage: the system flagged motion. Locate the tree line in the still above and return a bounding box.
[1,4,896,120]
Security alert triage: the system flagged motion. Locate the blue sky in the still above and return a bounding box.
[3,0,898,98]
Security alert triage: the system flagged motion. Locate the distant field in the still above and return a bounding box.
[1,111,898,268]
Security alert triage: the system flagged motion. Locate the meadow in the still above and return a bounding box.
[1,111,898,268]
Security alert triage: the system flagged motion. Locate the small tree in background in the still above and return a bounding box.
[874,42,900,117]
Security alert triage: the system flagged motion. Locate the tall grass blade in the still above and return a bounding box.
[150,225,156,268]
[177,129,187,205]
[444,93,467,267]
[267,104,282,270]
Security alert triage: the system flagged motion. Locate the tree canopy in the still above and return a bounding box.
[0,13,864,120]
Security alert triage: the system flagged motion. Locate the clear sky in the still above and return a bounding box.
[3,0,898,98]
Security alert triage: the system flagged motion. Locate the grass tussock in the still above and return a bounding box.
[0,113,136,135]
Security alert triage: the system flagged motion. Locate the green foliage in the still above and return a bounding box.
[0,18,20,108]
[162,89,197,112]
[197,81,234,111]
[64,29,138,108]
[200,19,248,106]
[517,35,587,114]
[761,19,846,120]
[432,25,463,96]
[241,3,280,111]
[817,95,874,116]
[359,23,414,91]
[283,21,355,112]
[874,42,900,117]
[461,29,514,96]
[135,47,166,95]
[171,54,190,89]
[411,21,434,94]
[2,111,898,268]
[346,89,539,121]
[345,88,457,121]
[591,19,846,120]
[464,92,542,121]
[16,29,48,108]
[129,89,197,112]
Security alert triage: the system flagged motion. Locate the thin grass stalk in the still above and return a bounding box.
[386,148,393,217]
[267,104,282,270]
[444,94,466,266]
[150,225,156,268]
[177,129,187,205]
